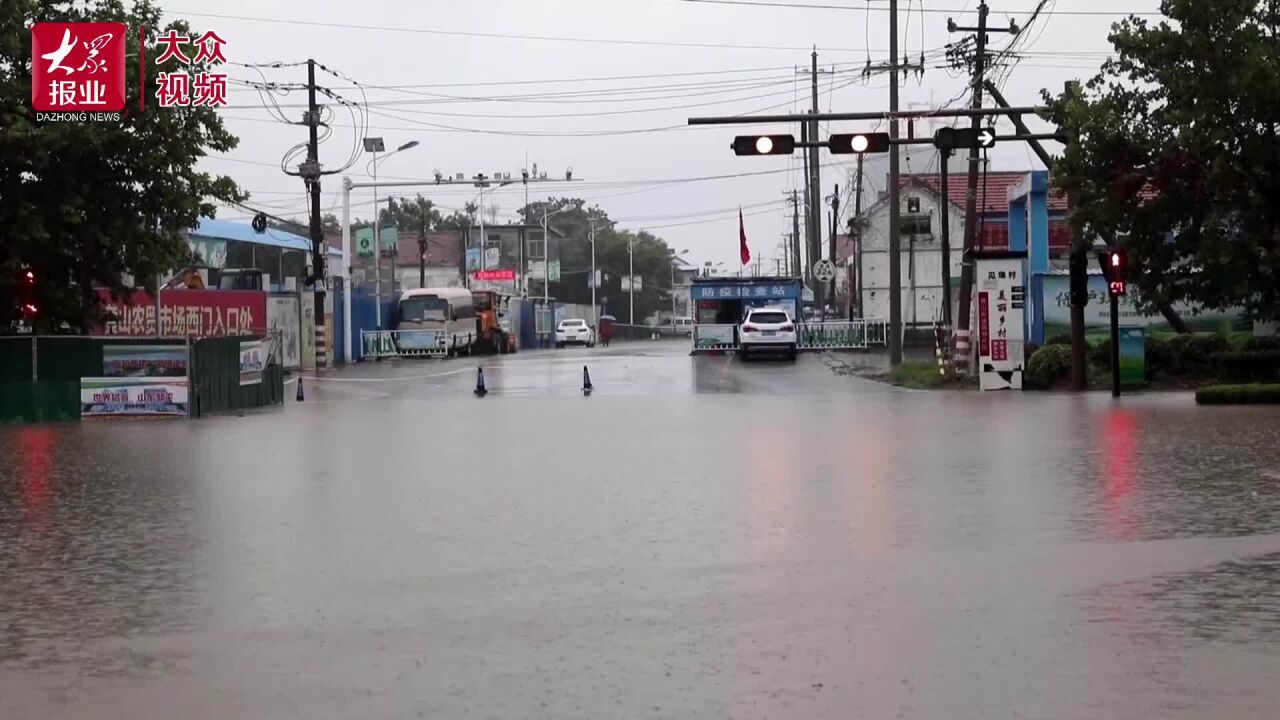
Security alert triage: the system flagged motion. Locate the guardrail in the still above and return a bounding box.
[690,319,889,354]
[361,329,448,359]
[692,324,739,352]
[796,320,888,350]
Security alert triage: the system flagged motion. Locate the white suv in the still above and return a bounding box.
[739,308,797,360]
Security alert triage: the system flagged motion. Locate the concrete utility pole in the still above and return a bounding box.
[788,191,802,279]
[828,183,839,318]
[888,0,902,364]
[951,0,1018,372]
[300,59,330,366]
[808,50,823,309]
[853,154,864,318]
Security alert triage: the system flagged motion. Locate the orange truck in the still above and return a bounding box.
[471,290,516,354]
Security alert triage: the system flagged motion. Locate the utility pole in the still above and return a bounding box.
[789,191,802,280]
[939,148,953,327]
[888,0,903,364]
[828,183,839,318]
[808,50,823,310]
[951,1,1017,373]
[853,155,864,318]
[418,210,427,289]
[303,58,326,366]
[800,121,812,288]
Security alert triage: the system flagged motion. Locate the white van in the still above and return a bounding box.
[397,288,477,355]
[673,317,694,337]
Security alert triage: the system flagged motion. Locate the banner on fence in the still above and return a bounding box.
[693,325,737,349]
[239,340,265,386]
[103,345,188,377]
[81,378,189,417]
[96,289,266,337]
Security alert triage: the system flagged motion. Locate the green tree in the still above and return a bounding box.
[518,198,677,319]
[379,194,442,234]
[436,202,478,231]
[1,0,244,331]
[1043,0,1280,322]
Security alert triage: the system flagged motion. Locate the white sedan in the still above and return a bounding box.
[739,308,797,360]
[555,318,595,348]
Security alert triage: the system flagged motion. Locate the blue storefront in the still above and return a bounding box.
[690,277,804,324]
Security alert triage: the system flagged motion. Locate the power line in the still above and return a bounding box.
[678,0,1160,16]
[163,8,893,53]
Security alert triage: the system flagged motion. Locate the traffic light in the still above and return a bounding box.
[828,132,892,154]
[732,134,796,156]
[1098,249,1128,296]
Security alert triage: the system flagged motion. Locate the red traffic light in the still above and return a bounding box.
[1097,249,1128,296]
[828,132,891,154]
[732,134,796,156]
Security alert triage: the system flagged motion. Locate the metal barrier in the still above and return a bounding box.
[797,320,889,350]
[361,329,448,359]
[692,324,739,352]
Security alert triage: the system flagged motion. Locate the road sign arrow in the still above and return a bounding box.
[977,128,996,148]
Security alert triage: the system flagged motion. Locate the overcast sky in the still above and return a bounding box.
[171,0,1161,271]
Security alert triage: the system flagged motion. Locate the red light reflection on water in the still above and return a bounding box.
[1100,408,1143,542]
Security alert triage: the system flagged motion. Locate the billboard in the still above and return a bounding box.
[81,378,189,417]
[97,289,266,337]
[976,257,1026,391]
[102,345,187,377]
[1040,275,1248,338]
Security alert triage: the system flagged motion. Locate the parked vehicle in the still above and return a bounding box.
[397,288,477,355]
[739,308,797,361]
[673,316,694,337]
[555,318,595,348]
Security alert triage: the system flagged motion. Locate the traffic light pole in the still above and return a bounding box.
[1110,293,1121,398]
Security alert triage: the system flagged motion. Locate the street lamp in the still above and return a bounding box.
[669,249,689,322]
[540,205,572,347]
[364,137,419,328]
[589,220,616,331]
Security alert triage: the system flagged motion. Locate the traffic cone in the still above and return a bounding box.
[474,367,488,397]
[295,376,304,402]
[582,365,593,395]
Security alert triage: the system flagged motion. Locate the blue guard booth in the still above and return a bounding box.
[690,276,804,325]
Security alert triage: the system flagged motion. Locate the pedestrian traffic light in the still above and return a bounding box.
[732,134,796,156]
[828,132,891,154]
[1098,249,1128,296]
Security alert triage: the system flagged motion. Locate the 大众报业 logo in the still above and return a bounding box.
[31,22,127,112]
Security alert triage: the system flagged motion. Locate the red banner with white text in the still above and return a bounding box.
[96,289,267,337]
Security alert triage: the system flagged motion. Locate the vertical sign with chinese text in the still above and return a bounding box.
[976,256,1026,391]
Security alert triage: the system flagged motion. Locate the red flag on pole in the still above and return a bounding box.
[739,207,751,266]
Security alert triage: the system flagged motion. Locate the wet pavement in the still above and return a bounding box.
[2,340,1280,719]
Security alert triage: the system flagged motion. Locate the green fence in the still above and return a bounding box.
[190,335,285,417]
[1,334,283,423]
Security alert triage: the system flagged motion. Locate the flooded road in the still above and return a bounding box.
[3,342,1279,719]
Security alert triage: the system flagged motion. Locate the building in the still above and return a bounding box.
[670,255,699,319]
[464,224,565,297]
[851,171,1069,326]
[344,229,465,295]
[188,218,343,292]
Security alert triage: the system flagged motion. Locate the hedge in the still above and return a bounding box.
[1213,350,1280,384]
[1195,384,1280,405]
[1026,344,1073,389]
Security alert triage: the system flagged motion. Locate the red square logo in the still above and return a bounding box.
[31,22,127,112]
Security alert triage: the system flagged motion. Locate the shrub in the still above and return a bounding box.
[1195,384,1280,405]
[1025,344,1073,389]
[1090,338,1113,369]
[1166,333,1230,376]
[1044,334,1074,347]
[1144,336,1175,379]
[1213,350,1280,384]
[1244,335,1280,351]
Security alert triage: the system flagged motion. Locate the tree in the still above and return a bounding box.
[518,197,676,319]
[379,194,441,234]
[1043,0,1280,322]
[1,0,244,331]
[436,202,478,231]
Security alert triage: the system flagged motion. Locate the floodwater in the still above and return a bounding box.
[2,341,1279,719]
